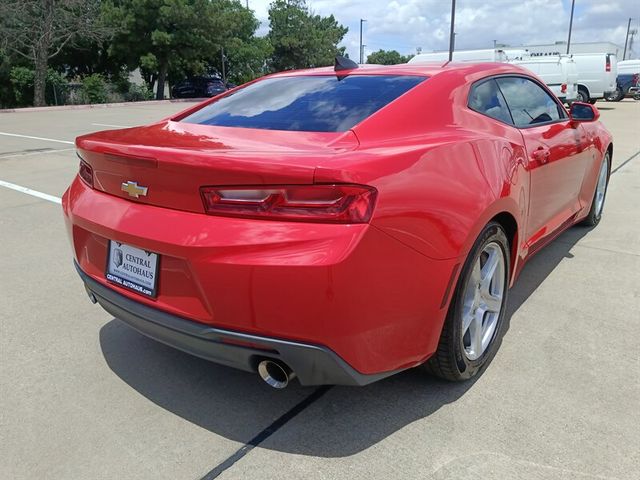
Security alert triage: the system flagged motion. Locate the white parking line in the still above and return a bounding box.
[0,148,75,159]
[0,131,74,145]
[91,123,131,128]
[0,180,62,204]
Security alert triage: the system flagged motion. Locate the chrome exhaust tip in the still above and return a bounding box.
[257,360,296,389]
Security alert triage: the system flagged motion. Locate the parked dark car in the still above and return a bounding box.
[171,76,226,98]
[605,73,639,101]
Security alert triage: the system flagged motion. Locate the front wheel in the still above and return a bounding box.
[425,222,510,381]
[581,151,610,227]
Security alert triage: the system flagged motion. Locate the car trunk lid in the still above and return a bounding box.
[76,121,358,213]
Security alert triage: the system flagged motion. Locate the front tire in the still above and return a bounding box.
[425,222,510,381]
[581,151,610,227]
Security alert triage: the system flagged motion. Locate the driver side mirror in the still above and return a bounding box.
[570,102,600,122]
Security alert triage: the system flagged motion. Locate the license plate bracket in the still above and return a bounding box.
[106,241,159,298]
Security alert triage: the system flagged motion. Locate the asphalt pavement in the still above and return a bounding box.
[1,99,639,480]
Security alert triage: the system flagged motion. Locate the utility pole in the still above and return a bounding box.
[493,39,497,49]
[566,0,575,54]
[359,19,366,64]
[448,0,456,61]
[623,17,632,60]
[221,47,226,85]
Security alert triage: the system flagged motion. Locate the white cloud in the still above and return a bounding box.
[247,0,639,59]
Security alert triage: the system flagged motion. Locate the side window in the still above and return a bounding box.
[495,77,564,127]
[468,79,513,125]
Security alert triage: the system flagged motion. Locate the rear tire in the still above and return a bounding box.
[581,151,610,227]
[605,88,623,102]
[576,86,590,103]
[425,222,510,381]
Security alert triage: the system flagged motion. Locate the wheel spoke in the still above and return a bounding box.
[462,308,474,332]
[468,307,485,358]
[481,292,502,313]
[480,248,499,294]
[470,259,481,286]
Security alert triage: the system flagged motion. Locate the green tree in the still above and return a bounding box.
[223,36,273,85]
[366,49,412,65]
[0,0,112,106]
[267,0,347,71]
[104,0,262,99]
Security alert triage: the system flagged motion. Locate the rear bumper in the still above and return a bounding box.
[64,177,457,376]
[76,261,398,386]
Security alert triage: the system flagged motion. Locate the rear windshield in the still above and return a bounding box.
[180,75,425,132]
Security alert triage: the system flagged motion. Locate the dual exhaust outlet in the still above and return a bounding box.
[257,359,296,389]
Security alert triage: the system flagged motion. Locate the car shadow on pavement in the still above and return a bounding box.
[99,225,591,458]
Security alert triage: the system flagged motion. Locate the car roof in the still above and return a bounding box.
[266,62,531,79]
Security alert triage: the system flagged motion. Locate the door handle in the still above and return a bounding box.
[532,147,550,164]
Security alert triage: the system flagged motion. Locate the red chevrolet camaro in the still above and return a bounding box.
[63,59,612,388]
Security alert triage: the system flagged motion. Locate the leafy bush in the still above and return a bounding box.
[9,67,70,106]
[81,73,108,104]
[9,67,34,106]
[46,70,69,105]
[126,83,153,101]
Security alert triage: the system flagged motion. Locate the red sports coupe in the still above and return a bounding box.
[63,59,612,388]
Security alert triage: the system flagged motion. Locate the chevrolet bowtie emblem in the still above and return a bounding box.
[121,181,148,198]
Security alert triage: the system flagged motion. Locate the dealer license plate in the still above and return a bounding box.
[106,241,159,297]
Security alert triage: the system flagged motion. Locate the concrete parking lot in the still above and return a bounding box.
[1,99,639,480]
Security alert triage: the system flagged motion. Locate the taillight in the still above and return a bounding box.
[78,158,93,187]
[606,54,611,72]
[200,184,377,223]
[561,83,567,93]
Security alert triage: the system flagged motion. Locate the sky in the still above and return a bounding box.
[248,0,640,60]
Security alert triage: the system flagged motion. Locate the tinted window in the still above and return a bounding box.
[495,77,564,127]
[181,75,425,132]
[468,79,513,125]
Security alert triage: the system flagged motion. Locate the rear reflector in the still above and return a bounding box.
[561,83,567,94]
[606,54,611,72]
[200,184,377,223]
[78,158,93,187]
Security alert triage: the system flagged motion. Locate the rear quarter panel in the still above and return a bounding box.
[316,67,529,265]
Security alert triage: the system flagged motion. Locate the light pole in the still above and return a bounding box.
[221,47,226,85]
[623,17,633,60]
[566,0,575,54]
[448,0,456,61]
[359,19,367,64]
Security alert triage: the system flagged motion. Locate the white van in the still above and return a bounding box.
[409,50,577,102]
[617,59,640,75]
[409,49,510,63]
[509,56,579,103]
[570,53,618,103]
[408,48,533,63]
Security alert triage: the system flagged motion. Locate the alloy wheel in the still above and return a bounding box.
[595,156,608,217]
[461,242,506,361]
